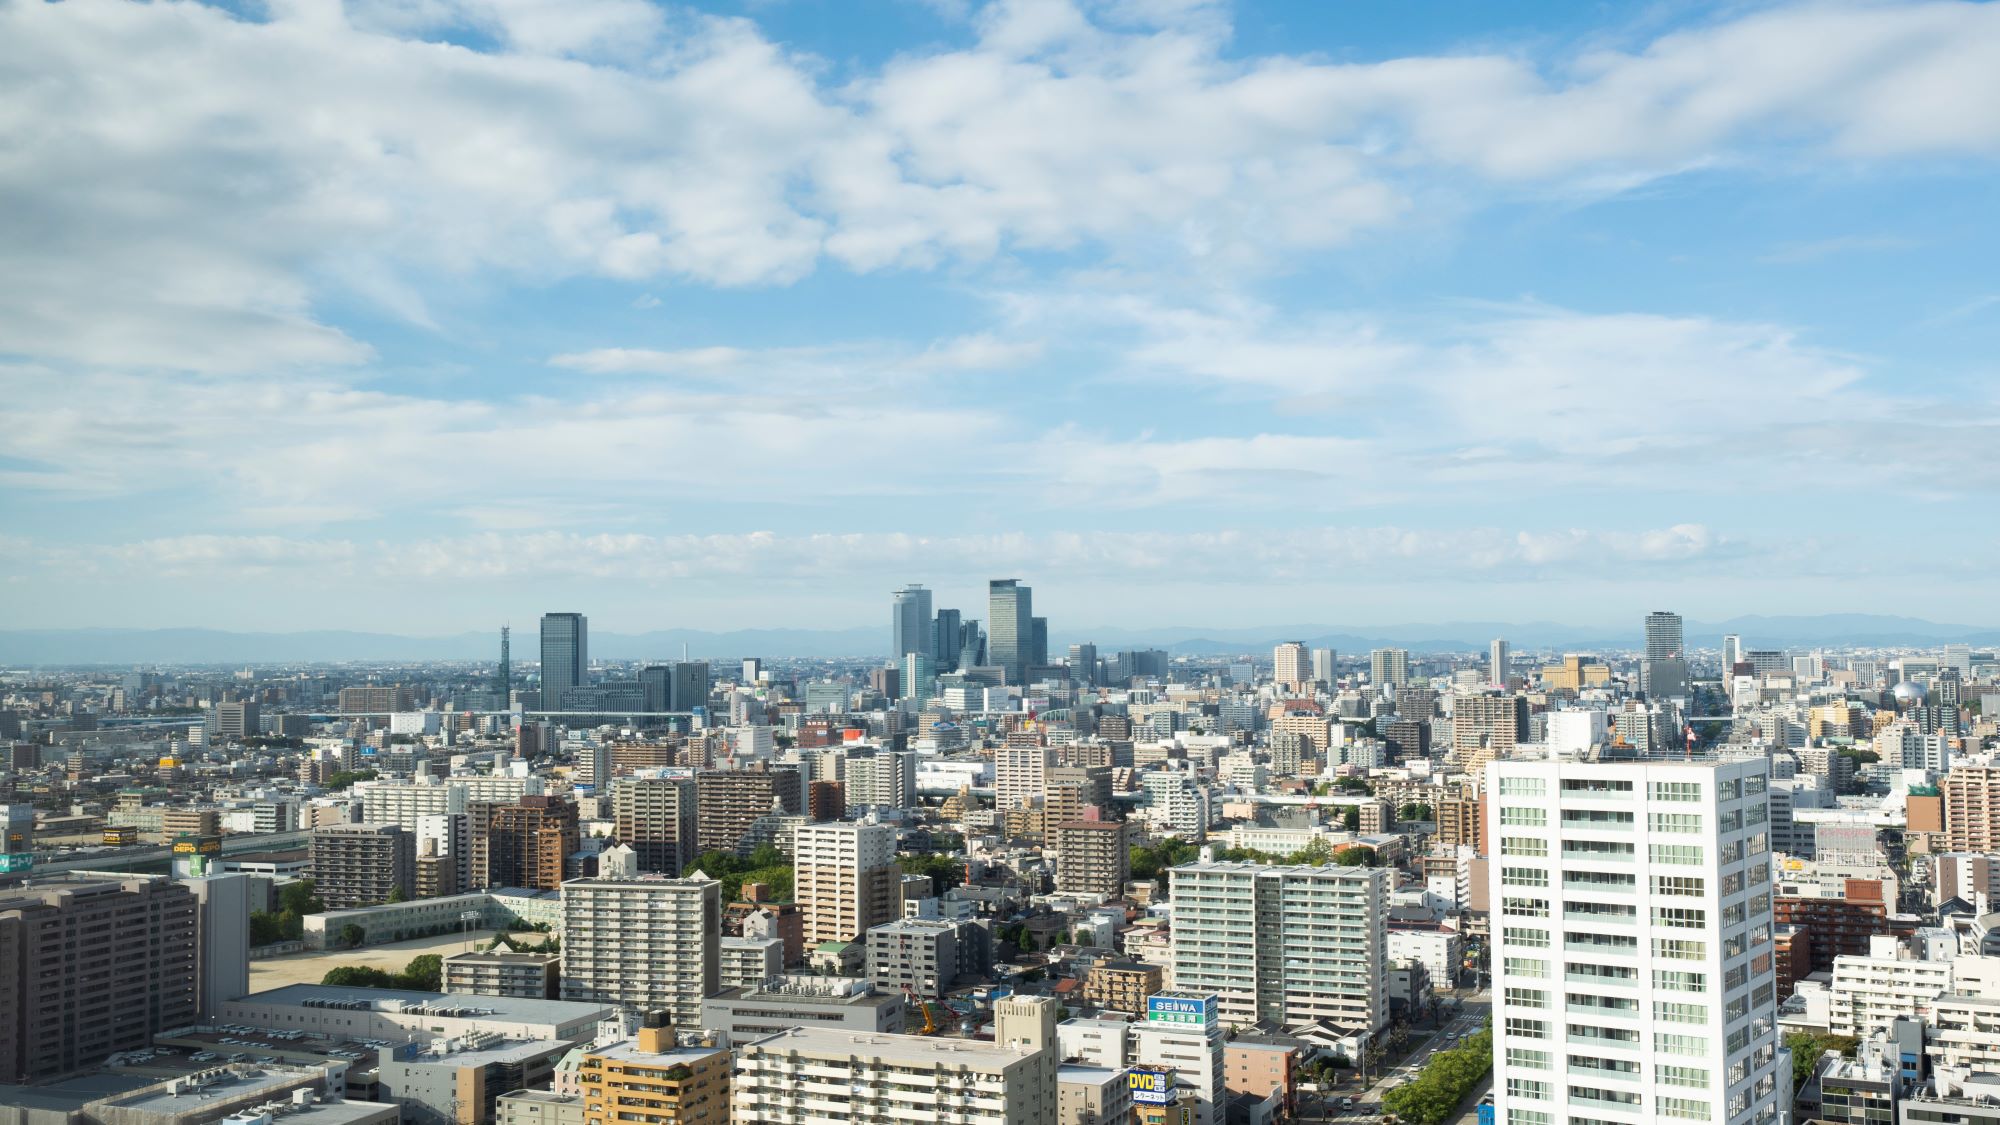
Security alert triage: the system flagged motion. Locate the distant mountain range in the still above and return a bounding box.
[2,613,1996,665]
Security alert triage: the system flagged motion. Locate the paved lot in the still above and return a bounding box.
[249,929,536,990]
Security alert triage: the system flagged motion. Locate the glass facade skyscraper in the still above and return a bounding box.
[988,579,1032,684]
[540,612,588,711]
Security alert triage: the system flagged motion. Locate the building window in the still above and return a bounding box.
[1505,957,1549,978]
[1501,807,1548,827]
[1649,812,1704,833]
[1653,938,1707,960]
[1655,1033,1707,1057]
[1650,781,1703,802]
[1658,1064,1709,1088]
[1506,1048,1552,1069]
[1505,1017,1549,1039]
[1655,1001,1708,1024]
[1504,927,1551,949]
[1650,844,1705,865]
[1653,875,1706,897]
[1508,1078,1551,1101]
[1504,897,1551,918]
[1502,836,1549,857]
[1500,778,1547,797]
[1652,907,1708,929]
[1503,866,1549,887]
[1653,969,1707,993]
[1504,987,1550,1008]
[1657,1095,1713,1120]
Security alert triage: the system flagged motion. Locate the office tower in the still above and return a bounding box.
[903,651,936,708]
[891,583,933,658]
[1645,610,1685,661]
[0,874,198,1083]
[1721,634,1743,672]
[932,607,963,671]
[1030,616,1049,669]
[1370,647,1411,689]
[1052,820,1130,897]
[988,579,1033,683]
[1168,861,1389,1030]
[795,822,900,945]
[1453,691,1531,779]
[337,684,415,713]
[996,746,1054,810]
[640,664,671,713]
[561,873,720,1024]
[1311,647,1337,685]
[309,823,415,908]
[497,625,512,705]
[741,657,762,683]
[213,700,260,741]
[1274,642,1310,689]
[1490,638,1510,687]
[1068,642,1099,687]
[732,1025,1057,1125]
[670,661,710,713]
[540,612,588,711]
[1486,756,1782,1125]
[959,619,987,670]
[185,872,251,1020]
[613,776,700,875]
[697,766,805,853]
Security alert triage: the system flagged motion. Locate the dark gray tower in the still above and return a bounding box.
[539,613,588,712]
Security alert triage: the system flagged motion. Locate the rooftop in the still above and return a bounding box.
[232,984,610,1024]
[741,1027,1040,1068]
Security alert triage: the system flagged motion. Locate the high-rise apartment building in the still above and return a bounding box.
[1645,610,1685,661]
[338,685,415,713]
[613,776,700,875]
[1486,756,1782,1125]
[560,872,721,1025]
[1490,638,1510,687]
[697,766,804,853]
[891,584,933,659]
[0,875,198,1083]
[1943,763,2000,854]
[732,1025,1057,1125]
[1311,647,1337,685]
[988,579,1033,684]
[309,822,415,908]
[794,822,899,945]
[539,612,588,712]
[1052,819,1130,898]
[1370,648,1411,689]
[1274,642,1310,689]
[481,795,579,891]
[1452,691,1531,780]
[995,746,1054,811]
[1169,861,1389,1031]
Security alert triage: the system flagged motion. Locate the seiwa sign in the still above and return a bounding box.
[1145,994,1217,1025]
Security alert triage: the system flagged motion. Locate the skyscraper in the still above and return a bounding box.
[1311,647,1337,685]
[795,822,900,945]
[540,612,588,711]
[931,607,962,671]
[1486,756,1782,1125]
[1645,610,1685,661]
[1029,615,1049,670]
[1068,642,1099,686]
[903,651,936,708]
[1490,637,1510,687]
[497,625,511,705]
[1274,641,1310,688]
[1721,634,1743,672]
[891,584,933,659]
[1370,647,1411,689]
[988,579,1033,684]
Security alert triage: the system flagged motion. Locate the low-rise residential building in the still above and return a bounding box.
[732,1026,1057,1125]
[442,950,560,999]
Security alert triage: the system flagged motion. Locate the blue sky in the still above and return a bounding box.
[2,0,1998,635]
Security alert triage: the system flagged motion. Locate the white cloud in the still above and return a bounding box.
[4,1,1999,373]
[37,522,1750,586]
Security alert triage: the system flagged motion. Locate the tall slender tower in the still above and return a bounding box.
[540,613,588,712]
[988,579,1032,684]
[1490,637,1510,687]
[891,584,933,659]
[1645,611,1685,661]
[497,625,512,705]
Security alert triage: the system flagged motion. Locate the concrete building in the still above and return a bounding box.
[0,874,198,1083]
[865,917,990,1003]
[698,975,905,1042]
[1053,819,1131,898]
[1083,960,1164,1014]
[1274,642,1310,690]
[694,767,803,853]
[732,1023,1057,1124]
[794,821,899,945]
[1827,934,1961,1038]
[559,873,720,1024]
[184,872,252,1020]
[719,935,785,990]
[576,1013,731,1125]
[218,985,611,1044]
[309,823,415,909]
[1486,756,1784,1125]
[478,796,578,892]
[996,746,1054,811]
[1058,1064,1135,1125]
[1369,648,1410,689]
[1943,764,2000,854]
[442,950,561,999]
[1132,992,1228,1125]
[610,776,699,876]
[1169,862,1389,1031]
[378,1032,570,1125]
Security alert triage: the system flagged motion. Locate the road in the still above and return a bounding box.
[1298,995,1490,1123]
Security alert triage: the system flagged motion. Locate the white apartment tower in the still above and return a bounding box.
[1273,642,1311,689]
[733,1026,1056,1124]
[1169,861,1389,1031]
[559,871,720,1023]
[1486,756,1782,1125]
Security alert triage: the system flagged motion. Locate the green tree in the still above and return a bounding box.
[386,885,408,904]
[898,851,966,896]
[1332,845,1378,867]
[250,911,286,946]
[324,769,377,790]
[278,879,325,916]
[1342,805,1362,832]
[398,954,443,991]
[322,966,397,988]
[1786,1032,1858,1088]
[338,924,367,949]
[1286,838,1334,866]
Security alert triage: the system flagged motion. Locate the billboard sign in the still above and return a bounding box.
[1146,994,1217,1026]
[1127,1067,1176,1106]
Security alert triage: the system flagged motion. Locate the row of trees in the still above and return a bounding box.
[1379,1021,1493,1125]
[897,850,966,896]
[324,768,378,790]
[322,953,443,992]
